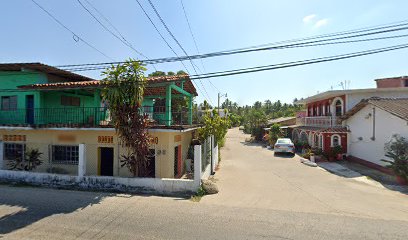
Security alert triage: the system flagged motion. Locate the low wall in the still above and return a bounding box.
[0,170,199,195]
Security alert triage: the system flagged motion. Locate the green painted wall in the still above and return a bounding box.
[0,71,45,124]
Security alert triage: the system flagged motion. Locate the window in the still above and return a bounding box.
[405,79,408,87]
[1,96,17,110]
[331,135,341,147]
[319,134,323,149]
[4,143,25,160]
[61,96,80,106]
[52,145,79,164]
[335,100,343,116]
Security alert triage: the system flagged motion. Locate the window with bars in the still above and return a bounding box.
[52,145,79,165]
[4,143,25,160]
[1,96,17,110]
[61,95,80,106]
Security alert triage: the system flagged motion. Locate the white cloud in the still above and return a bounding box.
[303,14,317,23]
[314,18,329,28]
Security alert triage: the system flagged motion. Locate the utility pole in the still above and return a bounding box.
[218,92,227,116]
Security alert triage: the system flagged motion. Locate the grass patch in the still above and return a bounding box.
[190,186,206,202]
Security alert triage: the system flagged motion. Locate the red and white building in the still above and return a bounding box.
[293,76,408,156]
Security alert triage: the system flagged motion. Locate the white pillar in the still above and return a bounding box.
[0,141,4,170]
[194,145,202,186]
[78,144,86,177]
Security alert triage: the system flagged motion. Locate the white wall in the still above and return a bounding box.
[346,104,408,166]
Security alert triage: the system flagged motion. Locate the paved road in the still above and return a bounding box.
[1,128,407,239]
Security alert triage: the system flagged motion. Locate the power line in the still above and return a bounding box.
[146,0,214,105]
[134,0,212,104]
[54,32,408,72]
[3,42,408,83]
[188,43,408,79]
[30,0,115,61]
[179,0,219,93]
[54,22,408,69]
[76,0,156,69]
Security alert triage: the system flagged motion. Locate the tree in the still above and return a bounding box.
[177,70,187,75]
[148,71,166,77]
[383,134,408,180]
[268,123,283,145]
[167,71,175,76]
[198,111,230,147]
[101,59,151,177]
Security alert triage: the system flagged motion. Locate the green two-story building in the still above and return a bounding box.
[0,63,199,179]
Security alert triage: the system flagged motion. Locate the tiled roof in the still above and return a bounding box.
[342,97,408,121]
[0,62,96,82]
[18,74,198,96]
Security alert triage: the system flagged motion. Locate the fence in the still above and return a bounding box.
[0,137,219,194]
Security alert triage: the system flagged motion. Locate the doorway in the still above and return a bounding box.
[145,149,156,178]
[99,147,114,176]
[26,95,34,124]
[174,145,182,178]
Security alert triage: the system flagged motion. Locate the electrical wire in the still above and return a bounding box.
[30,0,115,61]
[2,42,408,90]
[76,0,157,72]
[146,0,213,104]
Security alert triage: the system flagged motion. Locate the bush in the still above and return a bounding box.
[382,134,408,180]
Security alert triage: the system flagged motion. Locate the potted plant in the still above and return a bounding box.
[332,146,343,160]
[323,148,336,161]
[382,135,408,185]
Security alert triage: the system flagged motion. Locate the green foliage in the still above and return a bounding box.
[167,71,175,76]
[228,113,242,128]
[148,71,166,77]
[198,112,230,147]
[268,123,283,145]
[7,148,43,171]
[177,70,187,75]
[382,135,408,179]
[101,59,150,177]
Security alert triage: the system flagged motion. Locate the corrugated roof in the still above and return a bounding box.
[267,116,296,125]
[342,97,408,121]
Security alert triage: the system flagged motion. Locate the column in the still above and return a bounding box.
[164,85,172,126]
[188,96,193,125]
[0,141,4,170]
[193,145,202,187]
[78,144,86,178]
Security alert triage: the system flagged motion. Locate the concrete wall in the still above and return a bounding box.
[376,77,407,88]
[346,104,408,166]
[0,170,199,194]
[0,128,195,178]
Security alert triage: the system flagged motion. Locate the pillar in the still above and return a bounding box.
[78,144,86,177]
[188,96,193,125]
[0,141,4,170]
[194,145,202,186]
[165,85,172,126]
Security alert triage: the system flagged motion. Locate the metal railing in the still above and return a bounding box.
[0,106,193,127]
[296,116,342,128]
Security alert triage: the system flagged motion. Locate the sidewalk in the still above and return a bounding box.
[317,162,408,193]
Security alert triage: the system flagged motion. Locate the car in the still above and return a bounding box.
[274,138,295,155]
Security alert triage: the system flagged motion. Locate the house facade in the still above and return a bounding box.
[293,76,408,157]
[0,63,199,179]
[342,98,408,171]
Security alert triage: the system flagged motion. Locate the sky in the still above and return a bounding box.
[2,0,408,106]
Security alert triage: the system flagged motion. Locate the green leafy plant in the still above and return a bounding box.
[382,134,408,180]
[198,110,230,147]
[102,59,150,177]
[268,123,283,146]
[7,148,43,171]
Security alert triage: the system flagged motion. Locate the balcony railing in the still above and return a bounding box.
[296,116,342,128]
[0,106,193,128]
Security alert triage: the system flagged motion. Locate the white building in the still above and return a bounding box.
[343,98,408,170]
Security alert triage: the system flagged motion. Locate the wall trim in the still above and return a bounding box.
[347,155,394,176]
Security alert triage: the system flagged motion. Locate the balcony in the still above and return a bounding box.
[296,116,342,128]
[0,106,194,128]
